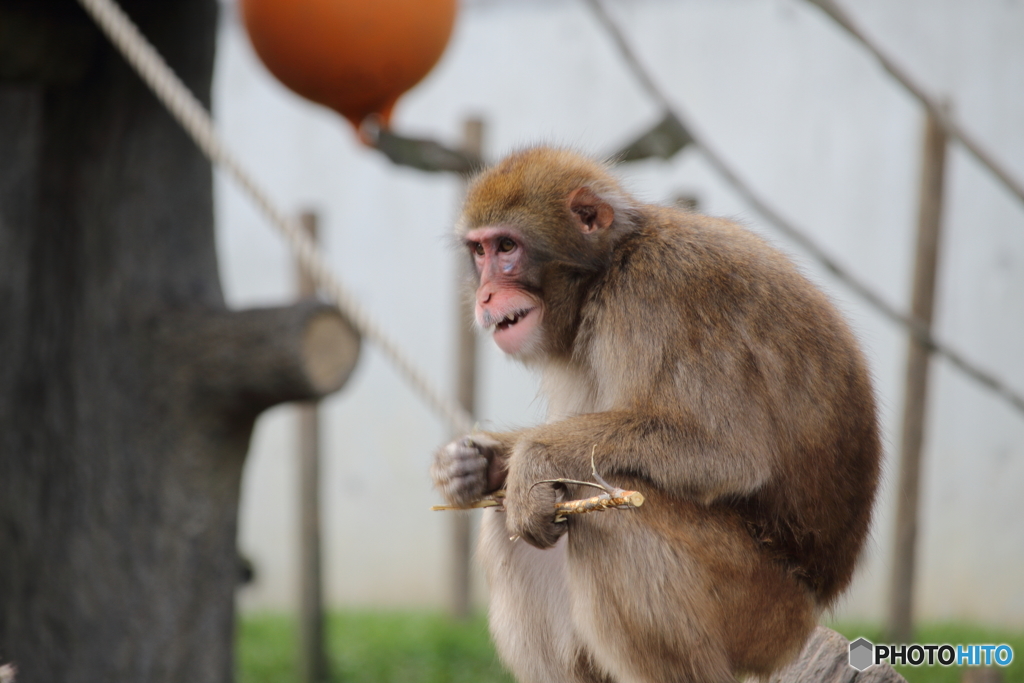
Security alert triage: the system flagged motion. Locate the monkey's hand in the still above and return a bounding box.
[504,452,568,549]
[431,434,508,508]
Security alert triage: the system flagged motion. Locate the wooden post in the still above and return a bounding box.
[450,118,484,619]
[296,211,329,682]
[887,110,947,643]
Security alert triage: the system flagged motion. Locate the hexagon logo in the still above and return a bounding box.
[849,637,875,671]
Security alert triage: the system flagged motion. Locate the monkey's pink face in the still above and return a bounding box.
[464,226,544,357]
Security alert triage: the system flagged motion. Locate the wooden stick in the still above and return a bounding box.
[431,497,503,512]
[555,490,645,515]
[432,448,645,516]
[430,488,645,515]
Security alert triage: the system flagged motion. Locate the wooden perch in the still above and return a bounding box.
[769,627,905,683]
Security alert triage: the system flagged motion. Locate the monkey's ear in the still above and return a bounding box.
[568,187,615,234]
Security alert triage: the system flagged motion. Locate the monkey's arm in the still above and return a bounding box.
[495,225,816,546]
[504,409,775,548]
[431,432,514,507]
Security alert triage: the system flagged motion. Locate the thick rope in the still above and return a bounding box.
[76,0,474,434]
[583,0,1024,417]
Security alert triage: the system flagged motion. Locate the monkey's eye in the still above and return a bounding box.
[497,237,516,253]
[473,243,485,256]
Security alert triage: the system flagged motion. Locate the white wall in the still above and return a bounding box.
[212,0,1024,625]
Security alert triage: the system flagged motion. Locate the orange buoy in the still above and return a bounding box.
[239,0,457,132]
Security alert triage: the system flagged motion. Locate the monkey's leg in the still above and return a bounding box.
[565,490,815,683]
[478,509,613,683]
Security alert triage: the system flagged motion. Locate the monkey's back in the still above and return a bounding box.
[579,206,881,604]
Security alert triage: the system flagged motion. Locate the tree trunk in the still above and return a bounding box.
[0,1,360,680]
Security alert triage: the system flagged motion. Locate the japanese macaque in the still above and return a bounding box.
[431,147,880,683]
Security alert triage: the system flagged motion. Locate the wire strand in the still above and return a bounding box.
[75,0,475,434]
[582,0,1024,417]
[805,0,1024,209]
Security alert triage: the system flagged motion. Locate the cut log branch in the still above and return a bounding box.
[156,300,360,415]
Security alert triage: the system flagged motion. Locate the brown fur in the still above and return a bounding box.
[432,147,881,683]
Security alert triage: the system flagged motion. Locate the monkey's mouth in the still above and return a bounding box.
[491,307,540,356]
[495,308,534,332]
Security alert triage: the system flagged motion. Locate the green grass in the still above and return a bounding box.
[238,612,1023,683]
[237,610,514,683]
[829,623,1024,683]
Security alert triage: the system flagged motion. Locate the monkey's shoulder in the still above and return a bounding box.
[608,209,805,300]
[593,208,854,354]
